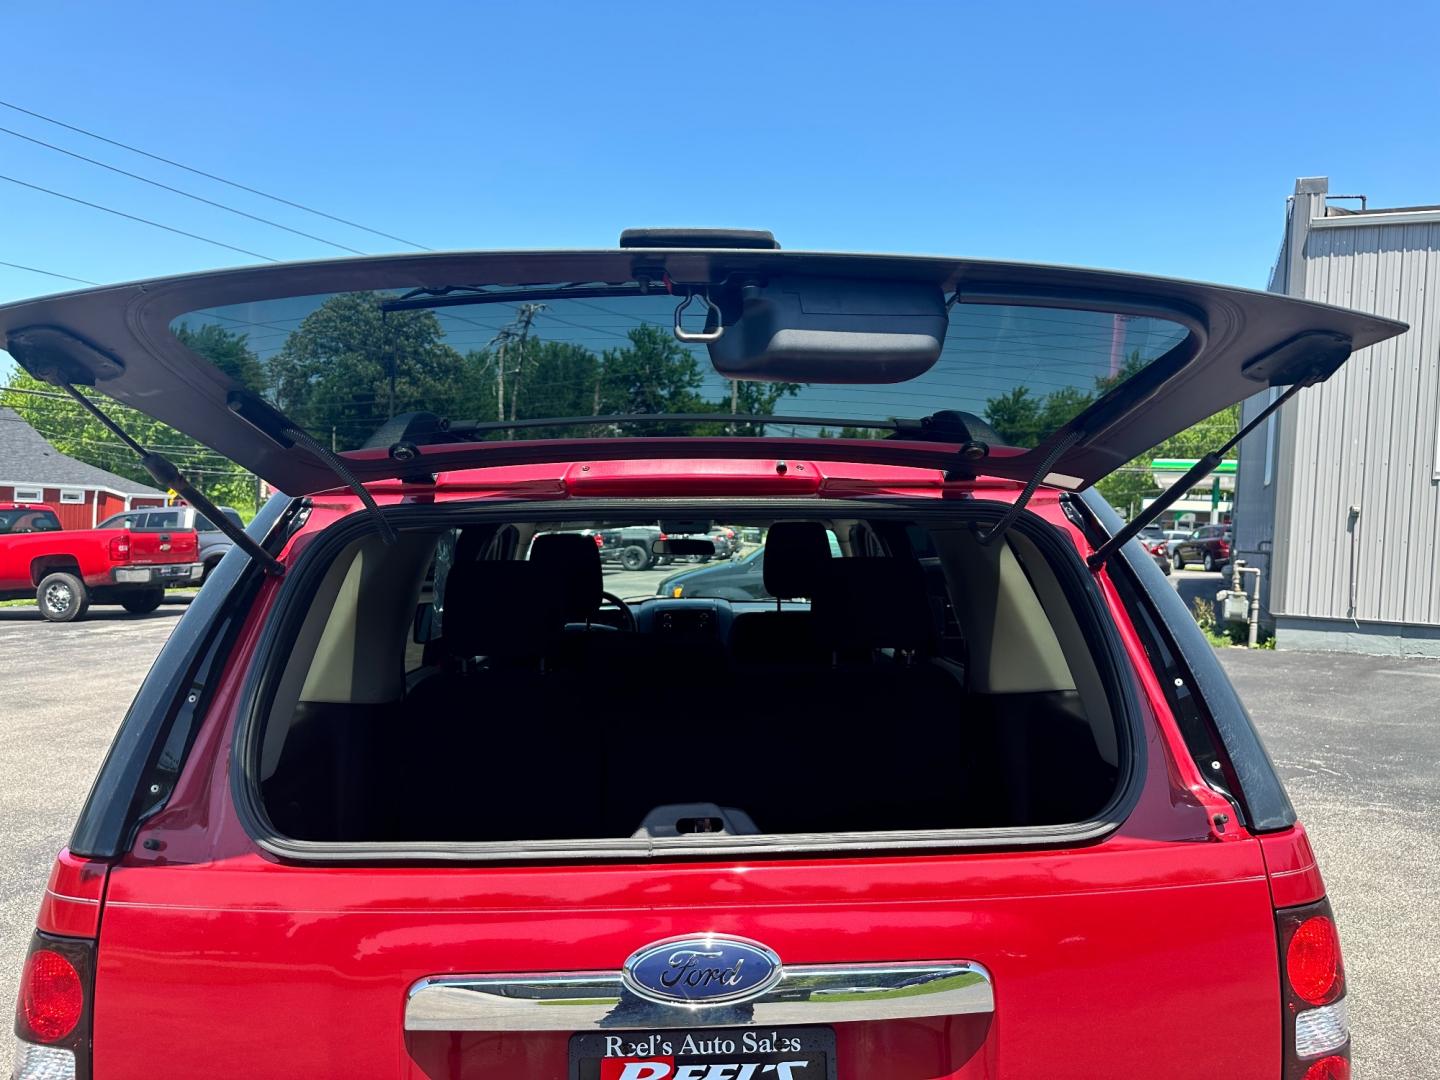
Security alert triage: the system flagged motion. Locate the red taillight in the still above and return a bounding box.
[1287,915,1342,1005]
[108,535,131,561]
[1279,899,1349,1079]
[19,948,82,1042]
[1217,538,1231,556]
[593,534,604,548]
[658,533,668,541]
[1301,1057,1350,1080]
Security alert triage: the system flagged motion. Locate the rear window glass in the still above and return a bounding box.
[259,512,1123,850]
[170,288,1189,453]
[0,508,61,533]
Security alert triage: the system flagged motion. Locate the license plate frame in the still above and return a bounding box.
[569,1025,836,1080]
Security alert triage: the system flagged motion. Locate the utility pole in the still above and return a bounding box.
[493,331,510,422]
[507,303,545,422]
[487,303,546,431]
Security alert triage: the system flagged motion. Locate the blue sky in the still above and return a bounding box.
[2,0,1438,381]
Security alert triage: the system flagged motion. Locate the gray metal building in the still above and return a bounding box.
[1234,177,1440,655]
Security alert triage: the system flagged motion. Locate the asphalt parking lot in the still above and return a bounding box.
[1,585,1435,1076]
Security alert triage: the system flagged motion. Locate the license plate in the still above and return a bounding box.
[570,1026,834,1080]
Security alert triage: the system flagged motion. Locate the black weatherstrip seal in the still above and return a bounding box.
[1075,489,1296,832]
[67,493,303,858]
[229,496,1146,864]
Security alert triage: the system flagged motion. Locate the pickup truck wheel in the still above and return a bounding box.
[120,588,165,615]
[620,545,649,571]
[202,556,222,581]
[37,571,89,623]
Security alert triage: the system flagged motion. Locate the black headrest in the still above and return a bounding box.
[528,533,602,622]
[762,521,833,599]
[812,558,936,652]
[442,559,564,658]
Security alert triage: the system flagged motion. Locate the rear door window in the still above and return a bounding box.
[145,510,184,530]
[0,508,62,533]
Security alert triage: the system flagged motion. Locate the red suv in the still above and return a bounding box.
[1174,524,1234,572]
[4,238,1400,1080]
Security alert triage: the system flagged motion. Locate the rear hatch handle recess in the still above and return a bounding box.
[1086,331,1354,571]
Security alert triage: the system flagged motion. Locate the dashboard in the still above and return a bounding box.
[606,597,804,639]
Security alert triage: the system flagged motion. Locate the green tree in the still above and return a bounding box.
[984,350,1239,519]
[1,372,259,516]
[508,339,601,436]
[173,322,265,392]
[699,378,803,435]
[267,292,466,449]
[983,386,1044,447]
[1094,466,1160,519]
[595,325,709,434]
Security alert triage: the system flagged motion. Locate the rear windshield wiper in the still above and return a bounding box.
[381,283,648,313]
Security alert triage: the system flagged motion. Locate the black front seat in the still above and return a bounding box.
[399,560,590,841]
[729,521,833,666]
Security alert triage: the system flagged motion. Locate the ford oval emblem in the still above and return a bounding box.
[622,934,783,1007]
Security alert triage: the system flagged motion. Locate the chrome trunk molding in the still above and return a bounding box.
[405,961,993,1032]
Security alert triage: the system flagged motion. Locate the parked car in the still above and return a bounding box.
[98,503,245,580]
[708,525,739,558]
[1161,528,1191,557]
[596,525,675,570]
[658,530,842,598]
[1146,537,1173,575]
[3,239,1397,1079]
[1174,524,1233,572]
[657,543,767,599]
[0,501,202,621]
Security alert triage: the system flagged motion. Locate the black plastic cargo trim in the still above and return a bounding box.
[65,493,302,858]
[1075,489,1297,832]
[228,496,1147,864]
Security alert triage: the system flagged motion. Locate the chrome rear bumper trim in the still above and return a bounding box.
[405,961,993,1032]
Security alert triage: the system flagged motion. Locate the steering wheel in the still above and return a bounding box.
[597,591,636,632]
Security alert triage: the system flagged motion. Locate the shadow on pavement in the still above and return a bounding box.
[0,605,188,624]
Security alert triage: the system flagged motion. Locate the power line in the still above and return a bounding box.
[0,260,98,287]
[0,98,433,252]
[0,124,367,256]
[0,171,277,262]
